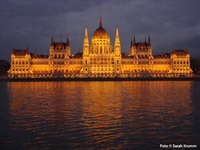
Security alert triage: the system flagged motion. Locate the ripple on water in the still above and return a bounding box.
[1,81,199,149]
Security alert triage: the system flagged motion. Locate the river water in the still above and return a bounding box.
[0,81,200,149]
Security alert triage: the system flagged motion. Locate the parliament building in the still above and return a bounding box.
[9,19,193,78]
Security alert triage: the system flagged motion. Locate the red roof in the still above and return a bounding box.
[12,49,29,56]
[171,49,188,56]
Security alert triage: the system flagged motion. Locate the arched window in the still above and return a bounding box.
[112,58,114,64]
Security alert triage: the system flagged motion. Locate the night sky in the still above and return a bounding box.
[1,0,200,61]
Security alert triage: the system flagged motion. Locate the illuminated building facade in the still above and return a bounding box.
[9,19,193,78]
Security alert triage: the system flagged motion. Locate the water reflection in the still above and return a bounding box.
[3,81,199,149]
[81,82,123,148]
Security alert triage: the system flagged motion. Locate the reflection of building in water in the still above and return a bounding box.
[81,82,122,142]
[8,82,83,120]
[8,18,192,78]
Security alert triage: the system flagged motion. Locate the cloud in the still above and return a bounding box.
[0,0,200,60]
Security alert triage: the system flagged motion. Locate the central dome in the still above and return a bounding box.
[92,18,109,39]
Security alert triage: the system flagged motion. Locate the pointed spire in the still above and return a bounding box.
[99,16,102,27]
[83,27,89,55]
[145,37,147,43]
[114,27,121,55]
[133,35,136,44]
[115,27,119,37]
[115,27,120,42]
[85,27,88,37]
[148,35,151,46]
[83,27,89,47]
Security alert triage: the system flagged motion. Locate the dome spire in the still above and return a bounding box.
[99,16,102,27]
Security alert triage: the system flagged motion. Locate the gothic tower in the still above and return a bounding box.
[83,27,89,56]
[114,27,121,56]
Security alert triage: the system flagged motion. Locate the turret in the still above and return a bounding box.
[83,27,89,56]
[114,27,121,56]
[129,35,136,56]
[66,36,71,56]
[51,37,54,45]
